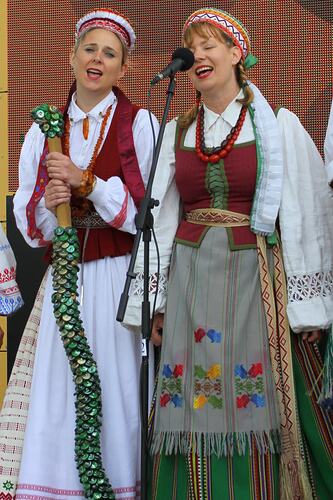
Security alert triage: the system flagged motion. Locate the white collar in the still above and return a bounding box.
[203,89,244,130]
[68,89,117,123]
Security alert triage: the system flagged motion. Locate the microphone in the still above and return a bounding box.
[150,48,194,85]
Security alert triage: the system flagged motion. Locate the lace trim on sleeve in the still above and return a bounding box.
[287,270,333,302]
[130,271,168,296]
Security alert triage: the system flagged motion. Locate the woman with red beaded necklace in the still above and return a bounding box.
[129,7,333,500]
[1,7,159,500]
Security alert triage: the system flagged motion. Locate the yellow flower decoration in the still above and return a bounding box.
[207,364,221,379]
[193,394,208,409]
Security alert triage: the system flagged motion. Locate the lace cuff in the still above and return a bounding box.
[129,271,168,296]
[286,270,333,332]
[123,271,168,330]
[287,270,333,303]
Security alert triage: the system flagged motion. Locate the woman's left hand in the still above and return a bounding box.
[46,152,82,189]
[301,329,323,343]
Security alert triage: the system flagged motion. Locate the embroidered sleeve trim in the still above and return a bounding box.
[108,185,129,229]
[130,271,168,296]
[0,267,16,285]
[287,270,333,302]
[0,295,23,315]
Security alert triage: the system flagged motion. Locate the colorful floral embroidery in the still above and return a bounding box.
[194,327,206,343]
[194,327,222,343]
[0,267,16,284]
[234,362,266,409]
[160,364,184,408]
[206,364,221,379]
[0,295,24,315]
[193,394,207,409]
[2,482,13,492]
[193,364,223,409]
[207,329,222,343]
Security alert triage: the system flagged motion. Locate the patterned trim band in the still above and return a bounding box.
[78,19,130,49]
[183,8,251,59]
[76,9,136,51]
[72,211,109,229]
[185,208,250,227]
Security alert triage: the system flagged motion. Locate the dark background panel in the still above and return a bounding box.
[8,0,333,196]
[6,196,47,376]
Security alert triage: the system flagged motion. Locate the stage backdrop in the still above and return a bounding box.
[4,0,333,377]
[8,0,333,193]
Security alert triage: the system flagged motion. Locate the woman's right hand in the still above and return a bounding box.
[46,152,83,189]
[44,179,71,213]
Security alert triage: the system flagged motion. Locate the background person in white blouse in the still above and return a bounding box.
[0,8,158,500]
[125,7,333,500]
[0,222,23,317]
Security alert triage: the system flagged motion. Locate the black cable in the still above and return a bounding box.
[146,86,161,337]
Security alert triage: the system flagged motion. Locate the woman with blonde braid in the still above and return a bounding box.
[125,8,333,500]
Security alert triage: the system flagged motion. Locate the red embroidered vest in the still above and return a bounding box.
[70,102,140,262]
[174,123,258,250]
[26,86,145,262]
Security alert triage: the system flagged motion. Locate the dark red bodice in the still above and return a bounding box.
[70,102,140,262]
[26,87,144,263]
[174,124,257,249]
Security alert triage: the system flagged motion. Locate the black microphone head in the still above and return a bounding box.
[171,47,194,71]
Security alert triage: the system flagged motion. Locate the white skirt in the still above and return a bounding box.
[15,256,153,500]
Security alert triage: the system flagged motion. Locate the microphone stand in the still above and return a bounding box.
[116,75,177,500]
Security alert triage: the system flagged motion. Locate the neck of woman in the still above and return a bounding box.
[202,82,241,115]
[75,86,113,113]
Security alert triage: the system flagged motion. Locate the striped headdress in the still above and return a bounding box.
[76,8,136,52]
[183,8,256,68]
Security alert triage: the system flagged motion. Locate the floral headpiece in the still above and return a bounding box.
[183,8,257,69]
[76,8,136,52]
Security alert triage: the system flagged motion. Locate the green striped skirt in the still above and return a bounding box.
[149,228,333,499]
[149,337,333,500]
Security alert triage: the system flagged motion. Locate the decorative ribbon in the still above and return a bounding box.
[184,208,312,499]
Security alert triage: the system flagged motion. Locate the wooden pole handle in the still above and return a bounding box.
[48,137,72,228]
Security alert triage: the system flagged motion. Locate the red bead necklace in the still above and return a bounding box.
[195,105,247,163]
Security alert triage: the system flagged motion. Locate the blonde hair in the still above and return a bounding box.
[74,27,129,64]
[178,22,253,129]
